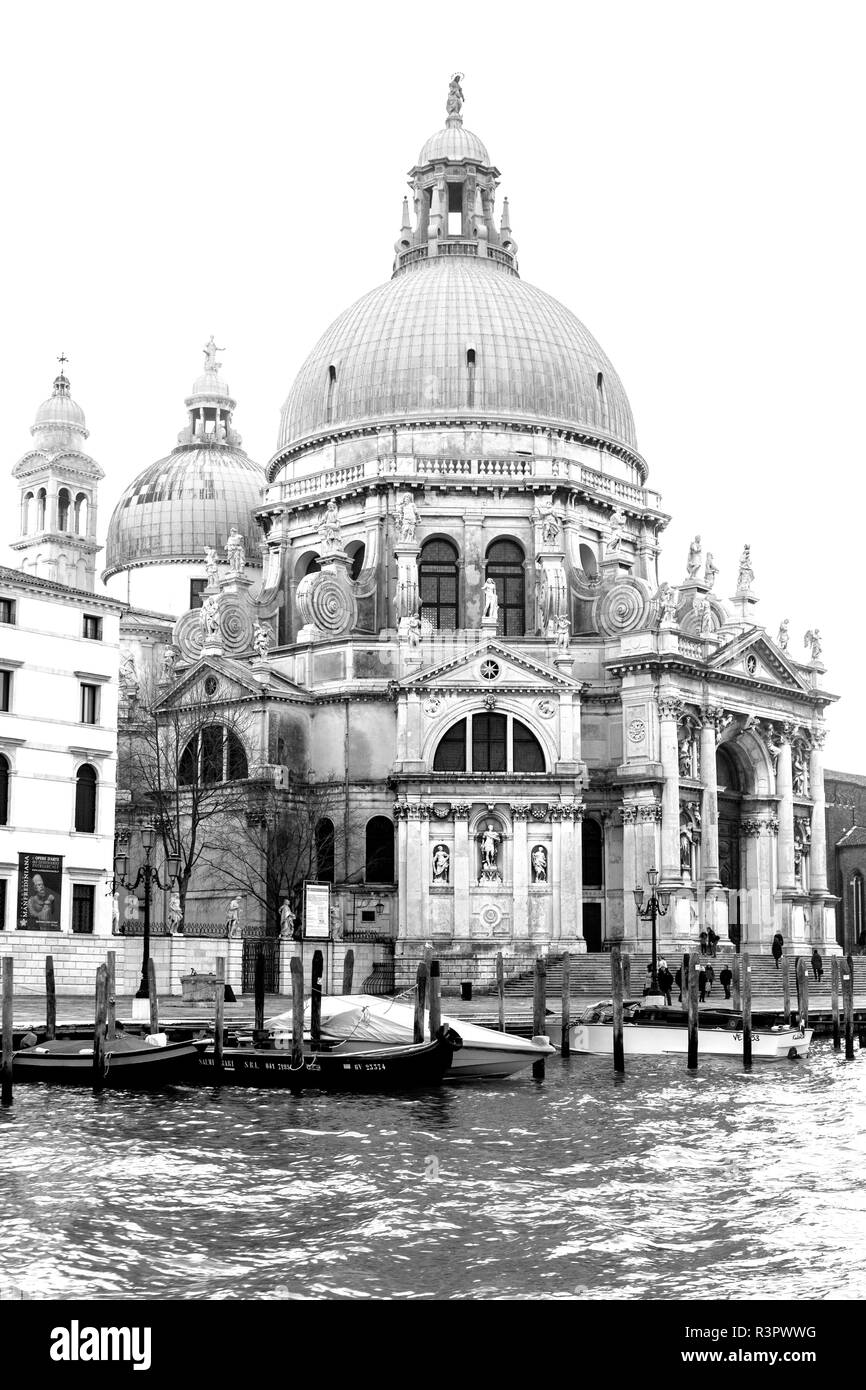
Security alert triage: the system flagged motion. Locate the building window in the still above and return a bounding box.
[74,765,97,833]
[72,884,95,934]
[36,488,46,530]
[83,614,102,640]
[365,817,395,883]
[80,683,99,724]
[0,755,8,825]
[315,818,335,883]
[432,714,547,774]
[433,719,467,771]
[179,726,248,785]
[0,878,5,930]
[419,539,460,631]
[0,598,15,625]
[473,713,507,772]
[74,493,88,534]
[57,488,71,532]
[582,818,604,885]
[853,871,865,941]
[0,671,12,713]
[190,579,207,610]
[486,539,525,637]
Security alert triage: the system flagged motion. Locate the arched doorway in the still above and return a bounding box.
[716,745,742,946]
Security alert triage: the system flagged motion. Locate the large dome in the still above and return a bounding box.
[103,446,265,577]
[276,256,637,459]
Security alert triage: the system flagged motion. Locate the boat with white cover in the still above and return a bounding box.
[558,1000,812,1060]
[264,994,554,1079]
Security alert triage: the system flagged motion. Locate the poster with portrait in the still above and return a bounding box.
[17,853,63,931]
[304,881,330,939]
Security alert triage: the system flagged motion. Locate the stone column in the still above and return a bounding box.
[558,803,578,942]
[511,804,529,940]
[775,727,796,892]
[620,805,639,944]
[657,695,683,886]
[453,804,471,936]
[699,709,721,886]
[809,730,828,894]
[395,803,409,939]
[551,811,562,941]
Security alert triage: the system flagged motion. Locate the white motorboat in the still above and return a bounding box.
[558,1000,812,1060]
[264,994,554,1080]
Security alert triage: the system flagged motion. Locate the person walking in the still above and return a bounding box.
[771,933,784,970]
[719,962,733,1000]
[658,964,674,1006]
[707,925,719,958]
[811,948,824,982]
[705,963,715,998]
[696,958,707,1003]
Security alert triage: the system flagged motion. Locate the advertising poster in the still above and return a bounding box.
[304,881,330,939]
[17,853,63,931]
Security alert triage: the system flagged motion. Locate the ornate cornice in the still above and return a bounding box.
[657,694,683,721]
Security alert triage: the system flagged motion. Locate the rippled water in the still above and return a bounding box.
[1,1043,864,1301]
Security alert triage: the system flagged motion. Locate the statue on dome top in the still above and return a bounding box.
[446,73,464,119]
[686,535,702,580]
[203,336,224,372]
[704,552,719,589]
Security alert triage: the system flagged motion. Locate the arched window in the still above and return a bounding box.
[512,718,545,773]
[74,493,88,535]
[74,764,97,833]
[347,542,366,581]
[486,539,525,637]
[326,364,337,422]
[419,539,459,631]
[365,816,395,882]
[22,492,33,535]
[466,347,477,407]
[178,726,248,786]
[582,818,603,885]
[315,818,335,883]
[36,489,46,530]
[57,488,71,532]
[0,755,9,826]
[433,719,467,771]
[579,543,598,580]
[853,871,865,941]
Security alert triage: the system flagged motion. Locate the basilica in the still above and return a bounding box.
[4,78,839,989]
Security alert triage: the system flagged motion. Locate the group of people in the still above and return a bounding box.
[646,956,733,1005]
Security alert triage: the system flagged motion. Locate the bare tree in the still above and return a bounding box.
[200,775,343,932]
[117,667,261,916]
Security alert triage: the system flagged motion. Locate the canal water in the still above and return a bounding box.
[1,1043,864,1301]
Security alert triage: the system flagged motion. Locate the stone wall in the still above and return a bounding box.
[0,931,244,998]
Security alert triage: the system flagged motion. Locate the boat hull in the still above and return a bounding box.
[325,1037,548,1080]
[569,1022,812,1059]
[12,1039,204,1086]
[195,1034,456,1090]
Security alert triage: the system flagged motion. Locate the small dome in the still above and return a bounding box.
[103,445,265,577]
[417,123,490,166]
[32,373,88,440]
[189,368,233,401]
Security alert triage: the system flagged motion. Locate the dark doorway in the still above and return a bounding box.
[582,903,603,952]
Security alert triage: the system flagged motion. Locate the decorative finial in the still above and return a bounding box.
[57,351,69,374]
[446,72,464,122]
[54,351,70,395]
[203,336,224,373]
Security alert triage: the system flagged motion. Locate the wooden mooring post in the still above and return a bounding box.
[106,950,116,1041]
[254,950,265,1035]
[741,951,752,1070]
[1,957,13,1106]
[611,946,624,1074]
[290,956,304,1075]
[92,964,108,1091]
[496,951,505,1033]
[796,957,809,1032]
[731,954,741,1011]
[45,954,56,1041]
[622,953,631,999]
[342,949,354,996]
[686,952,699,1071]
[213,957,225,1077]
[532,956,547,1079]
[310,950,323,1052]
[429,960,441,1037]
[414,961,428,1044]
[147,958,159,1036]
[831,957,841,1051]
[781,955,790,1024]
[843,954,855,1060]
[561,955,571,1058]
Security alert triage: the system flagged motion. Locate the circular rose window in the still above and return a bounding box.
[480,659,500,682]
[204,675,218,696]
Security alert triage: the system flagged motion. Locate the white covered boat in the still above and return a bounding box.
[560,1000,812,1060]
[264,995,554,1080]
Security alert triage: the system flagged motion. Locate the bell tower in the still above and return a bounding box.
[10,357,104,590]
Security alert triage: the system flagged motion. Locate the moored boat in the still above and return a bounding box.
[195,1026,461,1090]
[558,1000,812,1060]
[12,1035,206,1086]
[264,995,554,1079]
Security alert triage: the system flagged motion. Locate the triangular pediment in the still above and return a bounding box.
[156,656,307,711]
[400,640,581,693]
[707,629,811,692]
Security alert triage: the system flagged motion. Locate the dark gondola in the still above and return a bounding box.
[195,1026,462,1091]
[11,1036,206,1087]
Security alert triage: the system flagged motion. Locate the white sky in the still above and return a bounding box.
[1,0,863,769]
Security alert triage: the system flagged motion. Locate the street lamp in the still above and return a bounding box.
[114,824,181,1000]
[633,866,671,995]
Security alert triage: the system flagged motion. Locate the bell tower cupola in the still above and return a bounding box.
[10,356,104,590]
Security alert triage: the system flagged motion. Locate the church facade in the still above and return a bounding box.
[89,78,839,980]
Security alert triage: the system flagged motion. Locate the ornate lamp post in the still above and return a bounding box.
[114,824,181,1001]
[633,866,671,995]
